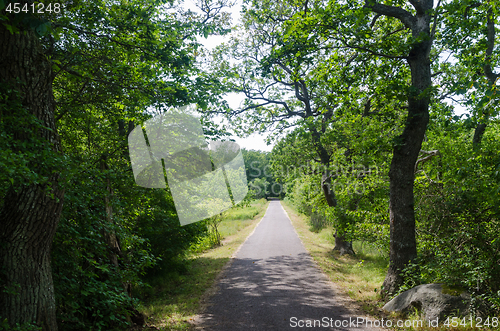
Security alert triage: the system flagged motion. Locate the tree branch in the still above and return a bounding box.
[237,91,305,119]
[55,79,90,121]
[484,8,499,83]
[364,0,415,29]
[430,0,442,41]
[54,23,154,54]
[339,37,408,60]
[464,2,481,18]
[414,149,440,173]
[370,14,382,28]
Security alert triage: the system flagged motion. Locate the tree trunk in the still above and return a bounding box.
[0,20,64,330]
[312,131,354,256]
[310,122,355,255]
[382,5,432,296]
[472,123,487,147]
[100,155,122,270]
[106,125,146,325]
[321,170,337,208]
[333,231,355,255]
[473,9,498,149]
[99,154,135,300]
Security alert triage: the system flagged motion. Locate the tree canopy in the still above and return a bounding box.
[1,0,500,329]
[207,0,500,304]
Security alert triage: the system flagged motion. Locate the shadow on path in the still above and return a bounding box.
[194,201,380,330]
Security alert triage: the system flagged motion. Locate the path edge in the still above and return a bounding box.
[190,202,272,329]
[279,201,386,330]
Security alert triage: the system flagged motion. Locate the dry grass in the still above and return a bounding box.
[282,201,386,313]
[282,200,500,330]
[136,200,269,330]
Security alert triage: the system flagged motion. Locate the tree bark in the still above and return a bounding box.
[0,19,64,330]
[365,0,433,296]
[333,231,355,255]
[473,8,498,148]
[310,124,355,255]
[100,154,122,269]
[472,123,487,147]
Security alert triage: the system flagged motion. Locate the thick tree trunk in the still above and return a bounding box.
[381,5,432,296]
[0,20,64,330]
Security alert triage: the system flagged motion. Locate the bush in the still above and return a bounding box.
[415,126,500,315]
[134,194,208,276]
[51,159,206,330]
[52,165,154,330]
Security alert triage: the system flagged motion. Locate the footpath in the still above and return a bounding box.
[194,201,381,330]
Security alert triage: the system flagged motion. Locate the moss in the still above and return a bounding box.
[441,284,464,296]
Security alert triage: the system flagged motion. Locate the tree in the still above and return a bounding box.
[220,0,444,292]
[365,0,434,296]
[271,111,396,253]
[440,0,500,148]
[208,0,376,253]
[316,0,437,295]
[0,0,233,328]
[0,7,64,329]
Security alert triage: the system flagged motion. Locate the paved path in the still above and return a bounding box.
[194,201,381,330]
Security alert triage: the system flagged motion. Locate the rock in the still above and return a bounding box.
[383,283,470,322]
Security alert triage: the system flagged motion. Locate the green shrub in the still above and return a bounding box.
[415,126,500,315]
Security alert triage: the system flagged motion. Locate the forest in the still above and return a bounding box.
[0,0,499,330]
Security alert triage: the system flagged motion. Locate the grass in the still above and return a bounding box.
[135,199,269,330]
[135,199,497,330]
[281,200,500,330]
[218,201,266,238]
[281,200,387,316]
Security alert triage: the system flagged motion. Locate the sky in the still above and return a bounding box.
[185,0,275,152]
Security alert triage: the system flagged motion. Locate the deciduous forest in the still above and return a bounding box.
[1,0,499,330]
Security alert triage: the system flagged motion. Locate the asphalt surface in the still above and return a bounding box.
[194,201,381,331]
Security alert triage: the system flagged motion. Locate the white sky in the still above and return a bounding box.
[184,0,274,152]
